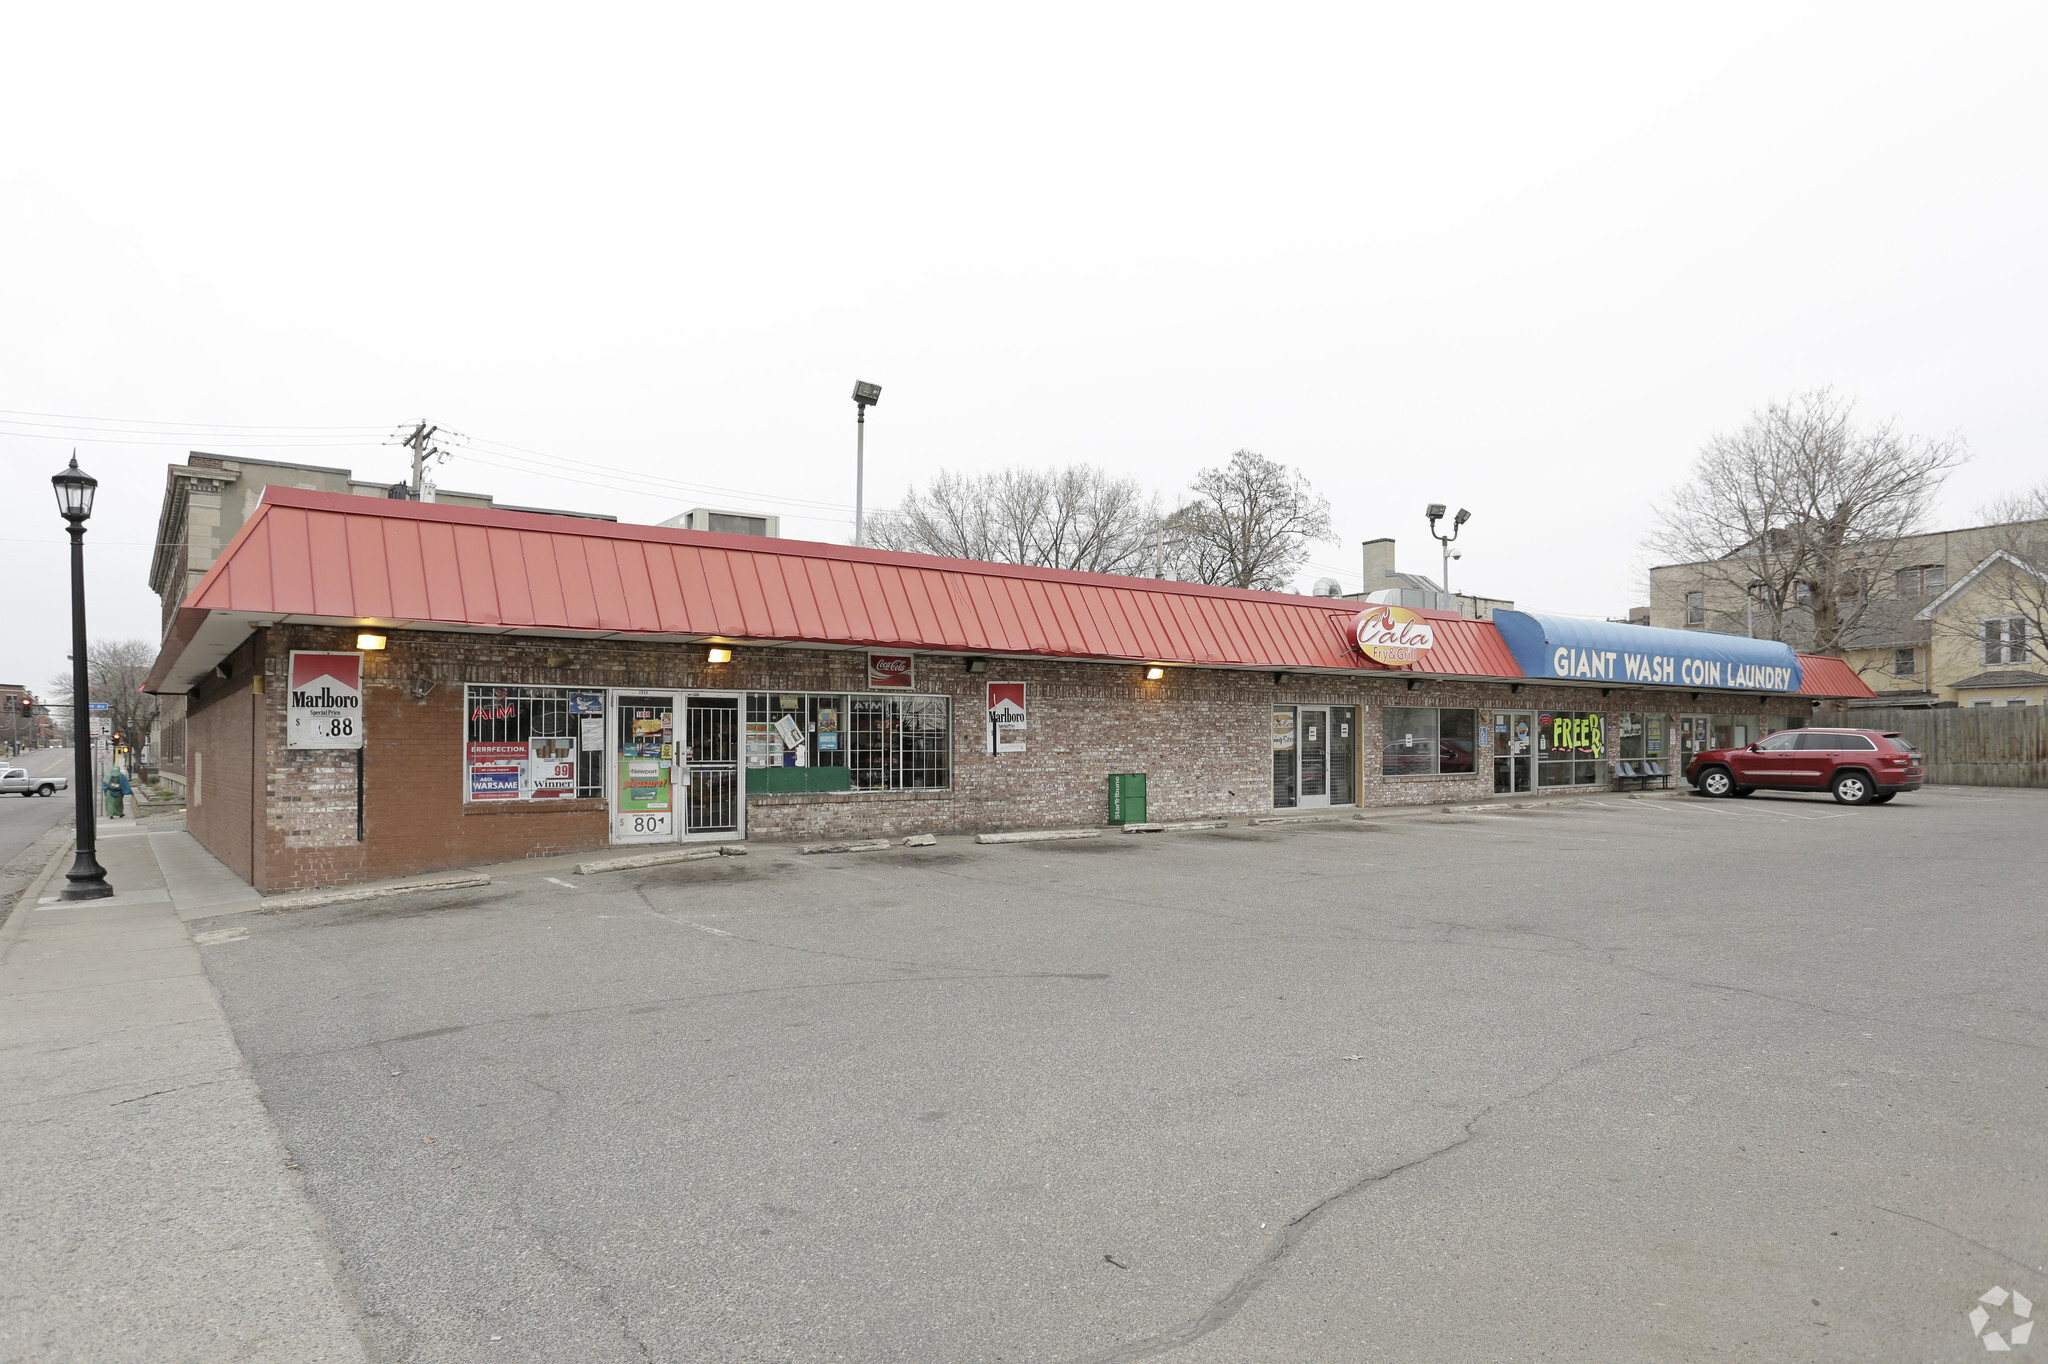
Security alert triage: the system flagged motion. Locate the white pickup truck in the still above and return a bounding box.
[1,767,65,797]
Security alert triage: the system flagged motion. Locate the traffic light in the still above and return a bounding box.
[15,697,28,715]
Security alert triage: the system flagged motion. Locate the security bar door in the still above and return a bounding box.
[1492,710,1535,794]
[1298,707,1331,808]
[612,692,679,844]
[1678,715,1710,779]
[683,693,743,839]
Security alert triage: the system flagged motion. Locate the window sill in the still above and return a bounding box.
[463,798,607,816]
[749,788,953,804]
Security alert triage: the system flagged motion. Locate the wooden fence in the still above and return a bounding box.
[1851,707,2048,788]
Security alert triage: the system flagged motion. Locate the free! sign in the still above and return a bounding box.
[286,651,364,749]
[1352,605,1436,666]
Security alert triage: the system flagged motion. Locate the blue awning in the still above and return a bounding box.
[1493,611,1803,693]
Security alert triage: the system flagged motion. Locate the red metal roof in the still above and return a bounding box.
[1795,653,1874,699]
[145,488,1520,689]
[142,487,1873,700]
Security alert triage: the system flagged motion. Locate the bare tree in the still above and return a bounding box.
[47,638,160,756]
[1163,450,1335,592]
[868,465,1162,574]
[1647,389,1967,655]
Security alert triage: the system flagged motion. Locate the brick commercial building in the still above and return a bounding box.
[142,488,1873,893]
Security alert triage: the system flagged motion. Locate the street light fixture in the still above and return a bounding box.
[851,381,882,547]
[1425,504,1472,603]
[52,454,112,900]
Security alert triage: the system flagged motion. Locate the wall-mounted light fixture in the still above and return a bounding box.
[544,651,571,669]
[706,647,733,664]
[1145,666,1165,681]
[1405,678,1420,690]
[356,633,387,651]
[964,657,989,674]
[1272,672,1290,685]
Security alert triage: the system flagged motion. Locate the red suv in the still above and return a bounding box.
[1687,728,1924,805]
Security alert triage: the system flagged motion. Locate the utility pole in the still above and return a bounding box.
[401,421,441,501]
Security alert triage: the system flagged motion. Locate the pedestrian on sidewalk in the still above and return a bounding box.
[103,765,132,820]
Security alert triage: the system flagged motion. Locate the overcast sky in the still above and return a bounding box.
[4,4,2044,698]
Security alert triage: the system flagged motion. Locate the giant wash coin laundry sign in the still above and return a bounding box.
[1490,611,1803,692]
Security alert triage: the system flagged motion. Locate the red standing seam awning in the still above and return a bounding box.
[142,486,1871,700]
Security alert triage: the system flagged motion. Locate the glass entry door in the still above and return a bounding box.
[612,692,679,844]
[1493,710,1535,794]
[1271,705,1356,810]
[1298,707,1330,808]
[682,693,742,839]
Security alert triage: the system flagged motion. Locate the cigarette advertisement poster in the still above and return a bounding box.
[285,651,365,750]
[525,734,578,798]
[987,682,1027,754]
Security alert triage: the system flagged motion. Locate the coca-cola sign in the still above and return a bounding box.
[1353,605,1436,666]
[866,651,914,690]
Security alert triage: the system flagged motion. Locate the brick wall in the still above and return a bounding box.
[184,635,262,882]
[183,623,1814,892]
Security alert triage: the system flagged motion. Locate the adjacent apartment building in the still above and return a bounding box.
[1645,516,2048,709]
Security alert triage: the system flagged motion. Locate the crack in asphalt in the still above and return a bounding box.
[1077,1032,1662,1363]
[1874,1204,2040,1273]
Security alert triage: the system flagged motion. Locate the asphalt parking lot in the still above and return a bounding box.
[195,785,2048,1362]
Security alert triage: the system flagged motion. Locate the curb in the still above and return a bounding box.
[0,833,79,938]
[261,875,492,914]
[801,839,892,855]
[575,846,746,875]
[975,829,1102,845]
[1248,814,1345,826]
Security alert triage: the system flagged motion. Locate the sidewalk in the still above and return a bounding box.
[0,816,372,1364]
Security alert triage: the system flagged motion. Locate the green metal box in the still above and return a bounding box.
[1107,772,1147,825]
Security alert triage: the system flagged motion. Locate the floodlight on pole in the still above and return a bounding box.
[852,381,882,546]
[1425,502,1471,604]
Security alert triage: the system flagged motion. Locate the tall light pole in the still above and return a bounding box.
[52,455,112,900]
[851,381,881,546]
[1426,504,1471,603]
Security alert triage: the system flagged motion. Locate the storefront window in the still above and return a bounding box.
[1537,711,1604,787]
[847,695,951,791]
[464,685,604,802]
[1381,707,1477,777]
[1710,714,1757,749]
[746,693,849,770]
[1328,706,1357,804]
[745,692,949,790]
[1272,709,1297,807]
[1616,713,1646,763]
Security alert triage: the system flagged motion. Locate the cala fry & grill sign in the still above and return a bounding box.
[1352,605,1436,666]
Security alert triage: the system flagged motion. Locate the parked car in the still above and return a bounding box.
[1686,728,1923,805]
[1,767,66,797]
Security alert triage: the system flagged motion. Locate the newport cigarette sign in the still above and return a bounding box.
[286,651,365,750]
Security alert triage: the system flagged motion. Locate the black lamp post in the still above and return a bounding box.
[53,454,112,900]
